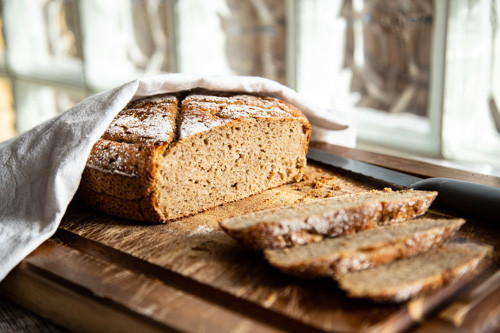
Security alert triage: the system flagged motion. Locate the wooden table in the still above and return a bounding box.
[1,143,499,333]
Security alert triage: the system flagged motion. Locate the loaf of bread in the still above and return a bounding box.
[264,218,464,277]
[78,93,311,222]
[336,242,492,302]
[219,189,437,249]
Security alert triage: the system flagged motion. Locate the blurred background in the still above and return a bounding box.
[0,0,499,175]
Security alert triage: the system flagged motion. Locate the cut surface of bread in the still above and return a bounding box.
[264,218,464,277]
[336,242,492,302]
[219,189,438,249]
[78,93,311,222]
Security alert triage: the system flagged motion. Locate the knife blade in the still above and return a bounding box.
[307,147,500,222]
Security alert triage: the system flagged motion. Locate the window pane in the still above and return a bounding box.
[177,0,287,84]
[13,79,87,133]
[176,0,232,75]
[441,0,500,168]
[2,0,83,85]
[222,0,287,84]
[0,76,16,141]
[297,0,438,155]
[80,0,175,91]
[0,11,5,68]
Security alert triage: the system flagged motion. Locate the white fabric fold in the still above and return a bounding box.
[0,73,354,280]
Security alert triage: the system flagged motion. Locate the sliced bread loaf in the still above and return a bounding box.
[219,189,438,249]
[78,93,311,222]
[264,218,465,277]
[336,242,492,302]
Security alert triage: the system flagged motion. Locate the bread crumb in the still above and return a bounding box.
[188,225,216,237]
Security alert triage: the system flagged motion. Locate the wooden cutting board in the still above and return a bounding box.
[1,151,500,332]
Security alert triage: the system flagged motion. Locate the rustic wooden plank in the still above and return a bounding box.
[2,147,499,332]
[0,295,66,333]
[57,166,379,332]
[413,269,500,332]
[54,164,498,332]
[54,210,496,333]
[0,240,286,333]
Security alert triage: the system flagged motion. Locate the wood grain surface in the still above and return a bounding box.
[0,295,67,333]
[1,146,499,333]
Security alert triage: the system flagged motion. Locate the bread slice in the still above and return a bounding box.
[264,218,464,277]
[78,93,311,222]
[219,189,437,249]
[336,242,492,302]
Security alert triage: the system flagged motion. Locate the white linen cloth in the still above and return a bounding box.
[0,73,354,280]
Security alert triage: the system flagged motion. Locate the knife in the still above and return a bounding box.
[307,147,500,222]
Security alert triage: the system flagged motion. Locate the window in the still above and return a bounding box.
[1,0,499,173]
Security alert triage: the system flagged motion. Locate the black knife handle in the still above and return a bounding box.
[410,177,500,222]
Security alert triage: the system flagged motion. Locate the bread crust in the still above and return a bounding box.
[222,201,382,249]
[78,92,311,222]
[336,242,492,302]
[264,218,465,278]
[76,186,162,222]
[219,190,438,249]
